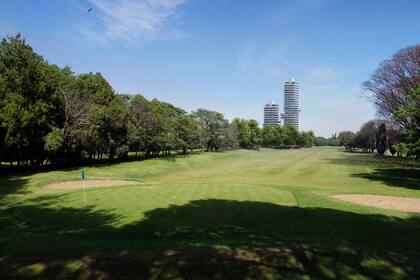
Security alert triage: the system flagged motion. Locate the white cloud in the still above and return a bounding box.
[83,0,186,43]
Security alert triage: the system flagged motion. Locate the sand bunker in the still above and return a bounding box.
[333,194,420,213]
[44,180,139,190]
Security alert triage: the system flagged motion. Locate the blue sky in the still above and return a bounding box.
[1,0,419,137]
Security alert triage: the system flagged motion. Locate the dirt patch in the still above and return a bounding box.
[43,180,140,190]
[332,194,420,213]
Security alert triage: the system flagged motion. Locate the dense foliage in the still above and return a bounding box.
[375,123,387,156]
[314,134,340,147]
[337,120,404,154]
[260,125,315,149]
[0,34,316,169]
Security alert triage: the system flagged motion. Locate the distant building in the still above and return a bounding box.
[283,78,300,128]
[264,101,280,126]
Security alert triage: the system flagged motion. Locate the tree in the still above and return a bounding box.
[385,121,404,156]
[394,88,420,158]
[296,133,306,148]
[59,81,91,161]
[225,122,239,150]
[375,123,387,156]
[129,95,168,157]
[0,34,63,167]
[363,45,420,130]
[67,72,125,162]
[44,127,64,165]
[314,136,328,146]
[248,119,261,149]
[232,118,261,149]
[338,131,356,151]
[76,72,115,106]
[357,120,379,152]
[363,44,420,159]
[174,115,202,154]
[98,96,131,160]
[130,95,152,157]
[261,126,315,149]
[262,125,276,147]
[283,126,299,148]
[302,130,315,148]
[149,99,186,156]
[395,143,408,158]
[150,99,186,118]
[191,109,229,151]
[328,134,340,146]
[232,118,251,148]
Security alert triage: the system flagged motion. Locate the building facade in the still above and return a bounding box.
[264,101,280,126]
[283,78,299,128]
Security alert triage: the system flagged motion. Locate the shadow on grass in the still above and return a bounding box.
[329,151,420,191]
[329,152,419,168]
[0,175,30,200]
[0,150,204,179]
[352,168,420,190]
[1,198,420,279]
[342,150,373,154]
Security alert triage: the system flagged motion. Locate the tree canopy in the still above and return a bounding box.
[363,44,420,158]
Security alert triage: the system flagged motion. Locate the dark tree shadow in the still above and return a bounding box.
[1,198,420,279]
[0,150,204,176]
[341,148,420,167]
[352,168,420,190]
[329,152,420,191]
[329,152,419,168]
[0,175,29,200]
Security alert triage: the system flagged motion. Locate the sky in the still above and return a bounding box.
[0,0,419,137]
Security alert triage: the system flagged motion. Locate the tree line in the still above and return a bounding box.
[232,118,315,150]
[0,34,316,169]
[313,134,340,147]
[336,44,419,159]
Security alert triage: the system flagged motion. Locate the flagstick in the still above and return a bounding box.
[83,179,86,207]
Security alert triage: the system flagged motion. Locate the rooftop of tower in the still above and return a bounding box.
[285,78,298,84]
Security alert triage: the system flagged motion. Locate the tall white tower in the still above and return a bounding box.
[283,78,299,128]
[264,101,280,126]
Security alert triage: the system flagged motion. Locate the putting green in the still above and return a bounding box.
[43,179,140,190]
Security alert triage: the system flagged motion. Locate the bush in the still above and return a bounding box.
[394,143,408,158]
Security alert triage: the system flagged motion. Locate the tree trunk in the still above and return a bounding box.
[109,149,114,161]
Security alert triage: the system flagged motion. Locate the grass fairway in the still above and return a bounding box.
[1,147,420,279]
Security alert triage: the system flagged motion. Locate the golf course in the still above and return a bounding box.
[0,147,419,279]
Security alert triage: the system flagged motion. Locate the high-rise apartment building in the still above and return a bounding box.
[283,78,299,128]
[264,101,280,126]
